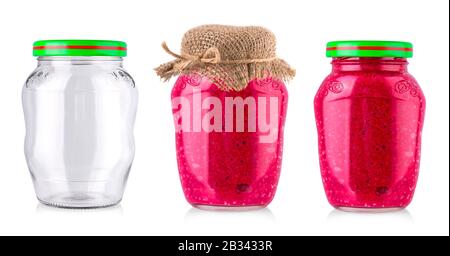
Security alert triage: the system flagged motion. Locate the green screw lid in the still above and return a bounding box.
[33,40,127,57]
[326,41,413,58]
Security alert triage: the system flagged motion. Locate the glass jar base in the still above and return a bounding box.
[37,194,121,209]
[193,204,266,212]
[32,178,126,209]
[336,206,405,213]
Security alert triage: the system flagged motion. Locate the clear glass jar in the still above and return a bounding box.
[23,40,138,208]
[314,41,425,210]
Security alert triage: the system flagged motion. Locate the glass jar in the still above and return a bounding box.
[172,74,288,209]
[23,40,138,208]
[314,41,425,210]
[157,25,295,209]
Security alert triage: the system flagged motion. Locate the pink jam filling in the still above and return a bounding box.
[314,58,426,208]
[172,74,288,207]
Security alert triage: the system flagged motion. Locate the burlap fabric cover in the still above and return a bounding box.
[155,25,295,91]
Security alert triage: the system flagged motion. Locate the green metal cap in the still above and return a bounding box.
[33,40,127,57]
[326,41,413,58]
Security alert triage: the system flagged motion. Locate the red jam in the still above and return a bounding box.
[172,74,288,207]
[314,57,425,209]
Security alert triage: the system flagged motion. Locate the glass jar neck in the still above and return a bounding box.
[37,56,123,66]
[331,57,408,72]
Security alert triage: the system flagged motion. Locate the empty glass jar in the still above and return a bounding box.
[23,40,138,208]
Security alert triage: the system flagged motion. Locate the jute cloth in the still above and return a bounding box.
[155,25,295,91]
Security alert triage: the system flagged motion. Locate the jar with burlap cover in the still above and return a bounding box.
[155,25,295,91]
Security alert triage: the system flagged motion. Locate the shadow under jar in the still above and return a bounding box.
[23,40,138,208]
[314,41,425,211]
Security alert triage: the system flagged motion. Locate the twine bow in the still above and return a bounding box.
[161,42,222,71]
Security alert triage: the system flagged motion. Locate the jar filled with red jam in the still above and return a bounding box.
[314,41,425,210]
[156,25,295,209]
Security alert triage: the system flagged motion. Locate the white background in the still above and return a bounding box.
[0,0,448,236]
